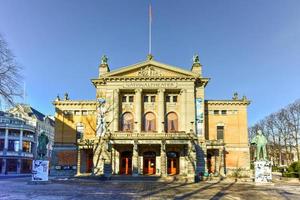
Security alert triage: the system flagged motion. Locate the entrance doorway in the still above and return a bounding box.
[167,152,179,175]
[120,151,132,175]
[143,151,156,175]
[86,149,93,173]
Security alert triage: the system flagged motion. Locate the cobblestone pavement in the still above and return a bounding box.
[0,177,299,200]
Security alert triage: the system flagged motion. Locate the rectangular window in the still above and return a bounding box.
[151,96,155,102]
[75,110,81,116]
[128,96,134,102]
[144,96,149,102]
[214,110,219,115]
[221,110,227,115]
[217,126,224,140]
[122,96,127,103]
[82,110,87,116]
[173,96,177,102]
[166,96,171,102]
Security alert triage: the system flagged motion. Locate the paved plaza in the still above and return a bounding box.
[0,177,299,200]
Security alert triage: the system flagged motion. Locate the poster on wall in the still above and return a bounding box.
[32,160,49,181]
[196,98,204,136]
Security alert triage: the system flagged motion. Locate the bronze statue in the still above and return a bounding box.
[251,130,268,161]
[37,132,49,160]
[193,54,200,63]
[101,55,108,64]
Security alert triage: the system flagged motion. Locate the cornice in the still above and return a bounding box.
[205,100,250,106]
[53,100,97,106]
[91,76,210,87]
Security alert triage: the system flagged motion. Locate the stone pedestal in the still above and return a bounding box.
[32,160,49,181]
[254,160,272,183]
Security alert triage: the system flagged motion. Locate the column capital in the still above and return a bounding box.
[180,89,187,94]
[158,88,165,93]
[135,88,142,93]
[114,88,120,93]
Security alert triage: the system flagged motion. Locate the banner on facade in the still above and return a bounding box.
[32,160,49,181]
[196,98,203,136]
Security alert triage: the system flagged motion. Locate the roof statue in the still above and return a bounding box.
[193,54,200,64]
[101,55,108,65]
[64,92,69,100]
[251,130,268,161]
[232,92,239,100]
[55,94,60,101]
[147,54,153,60]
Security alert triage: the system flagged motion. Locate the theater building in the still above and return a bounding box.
[0,111,36,174]
[51,55,250,178]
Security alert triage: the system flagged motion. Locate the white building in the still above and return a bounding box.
[8,104,55,158]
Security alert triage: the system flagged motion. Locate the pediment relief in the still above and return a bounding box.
[105,61,197,78]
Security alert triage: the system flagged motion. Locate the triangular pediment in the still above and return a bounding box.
[102,60,198,78]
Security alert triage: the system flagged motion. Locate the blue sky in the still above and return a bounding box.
[0,0,299,126]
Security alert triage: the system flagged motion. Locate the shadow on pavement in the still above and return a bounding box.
[174,181,221,200]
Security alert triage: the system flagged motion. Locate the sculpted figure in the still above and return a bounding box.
[101,55,108,65]
[37,132,49,159]
[251,130,268,160]
[193,54,200,63]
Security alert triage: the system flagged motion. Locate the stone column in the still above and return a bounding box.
[113,89,119,132]
[158,89,165,133]
[180,89,187,132]
[4,127,8,153]
[76,148,81,175]
[19,128,23,154]
[135,89,142,133]
[160,141,166,176]
[132,142,139,176]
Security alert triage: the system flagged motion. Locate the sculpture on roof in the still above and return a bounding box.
[147,54,153,60]
[193,54,200,64]
[101,55,108,65]
[64,93,69,100]
[232,92,239,100]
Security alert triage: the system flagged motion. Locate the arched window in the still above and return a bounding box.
[143,112,156,132]
[166,112,178,133]
[121,112,134,132]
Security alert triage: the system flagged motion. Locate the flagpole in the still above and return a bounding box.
[149,4,152,55]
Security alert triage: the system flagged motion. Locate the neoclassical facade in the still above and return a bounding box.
[51,56,250,178]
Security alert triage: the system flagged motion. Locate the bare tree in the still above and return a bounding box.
[0,34,22,106]
[286,100,300,161]
[78,101,114,176]
[249,99,300,167]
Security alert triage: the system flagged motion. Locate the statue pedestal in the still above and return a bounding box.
[32,160,49,181]
[254,160,272,183]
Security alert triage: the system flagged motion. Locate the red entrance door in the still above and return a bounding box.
[87,153,93,173]
[143,158,156,175]
[167,158,178,175]
[167,152,179,175]
[120,151,132,175]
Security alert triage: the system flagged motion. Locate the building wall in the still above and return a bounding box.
[51,59,251,177]
[205,101,250,172]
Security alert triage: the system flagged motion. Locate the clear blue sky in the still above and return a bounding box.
[0,0,299,126]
